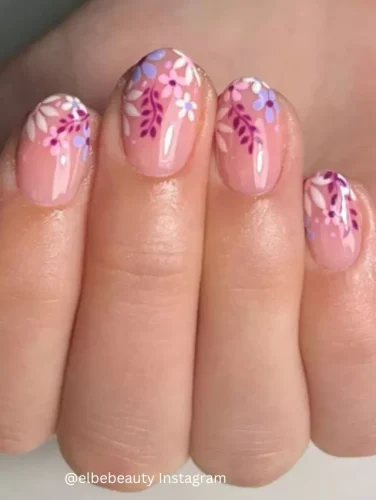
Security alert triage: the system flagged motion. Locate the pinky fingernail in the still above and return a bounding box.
[304,171,362,270]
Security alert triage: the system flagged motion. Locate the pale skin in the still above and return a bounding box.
[1,0,376,492]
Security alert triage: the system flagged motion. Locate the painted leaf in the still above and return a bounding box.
[40,105,59,117]
[43,95,61,104]
[217,123,233,134]
[125,103,140,117]
[185,65,193,85]
[123,117,130,137]
[216,133,228,153]
[127,90,143,101]
[36,113,48,133]
[310,185,326,210]
[26,117,36,141]
[304,192,312,216]
[173,57,186,69]
[217,107,229,121]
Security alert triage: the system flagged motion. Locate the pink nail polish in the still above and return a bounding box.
[215,78,282,195]
[17,94,91,206]
[122,48,202,177]
[304,171,362,270]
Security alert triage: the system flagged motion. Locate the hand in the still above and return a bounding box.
[1,0,376,493]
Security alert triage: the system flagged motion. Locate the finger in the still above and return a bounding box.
[191,78,310,486]
[57,49,216,492]
[301,172,376,456]
[0,94,97,453]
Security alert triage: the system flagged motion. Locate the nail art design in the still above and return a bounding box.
[17,94,91,206]
[304,171,362,270]
[122,48,202,177]
[215,77,282,195]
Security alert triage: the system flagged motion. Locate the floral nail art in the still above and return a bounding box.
[215,77,282,195]
[122,48,202,177]
[18,94,91,206]
[304,171,362,269]
[25,94,91,166]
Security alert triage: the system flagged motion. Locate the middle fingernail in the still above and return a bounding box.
[215,78,283,195]
[122,48,203,177]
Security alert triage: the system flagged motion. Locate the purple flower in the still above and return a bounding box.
[252,88,280,124]
[73,122,90,161]
[132,49,166,83]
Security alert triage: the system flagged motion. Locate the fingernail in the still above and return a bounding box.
[122,48,202,177]
[17,94,91,206]
[304,171,362,270]
[215,78,282,195]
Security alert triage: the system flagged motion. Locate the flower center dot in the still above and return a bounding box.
[169,79,176,86]
[266,100,274,108]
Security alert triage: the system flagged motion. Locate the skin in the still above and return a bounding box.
[0,0,376,492]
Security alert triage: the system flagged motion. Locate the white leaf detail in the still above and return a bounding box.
[311,176,330,186]
[163,125,174,156]
[173,57,185,69]
[350,188,357,201]
[40,105,59,117]
[185,66,193,85]
[217,123,233,134]
[123,117,130,137]
[127,90,143,101]
[36,112,48,133]
[125,103,140,117]
[217,107,229,121]
[26,117,36,141]
[304,192,312,216]
[61,102,72,111]
[43,95,60,103]
[310,185,326,210]
[216,133,228,153]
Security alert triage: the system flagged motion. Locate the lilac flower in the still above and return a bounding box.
[131,49,166,83]
[252,88,280,124]
[73,123,90,161]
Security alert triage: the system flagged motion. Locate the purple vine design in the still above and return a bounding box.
[228,103,261,154]
[323,171,359,232]
[56,109,89,136]
[139,86,164,139]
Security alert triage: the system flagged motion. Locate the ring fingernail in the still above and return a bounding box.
[122,48,203,177]
[17,94,91,207]
[215,77,282,195]
[304,171,362,270]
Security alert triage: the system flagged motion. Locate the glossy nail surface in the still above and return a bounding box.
[122,48,202,177]
[17,94,91,206]
[215,78,282,195]
[304,171,362,270]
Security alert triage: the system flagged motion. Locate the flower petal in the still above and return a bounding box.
[158,74,169,84]
[188,110,195,122]
[178,108,186,119]
[125,103,140,117]
[142,61,157,79]
[173,57,186,69]
[265,106,274,124]
[147,49,166,61]
[252,97,265,111]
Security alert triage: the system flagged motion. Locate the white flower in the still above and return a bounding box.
[176,93,197,122]
[26,95,60,141]
[61,95,87,114]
